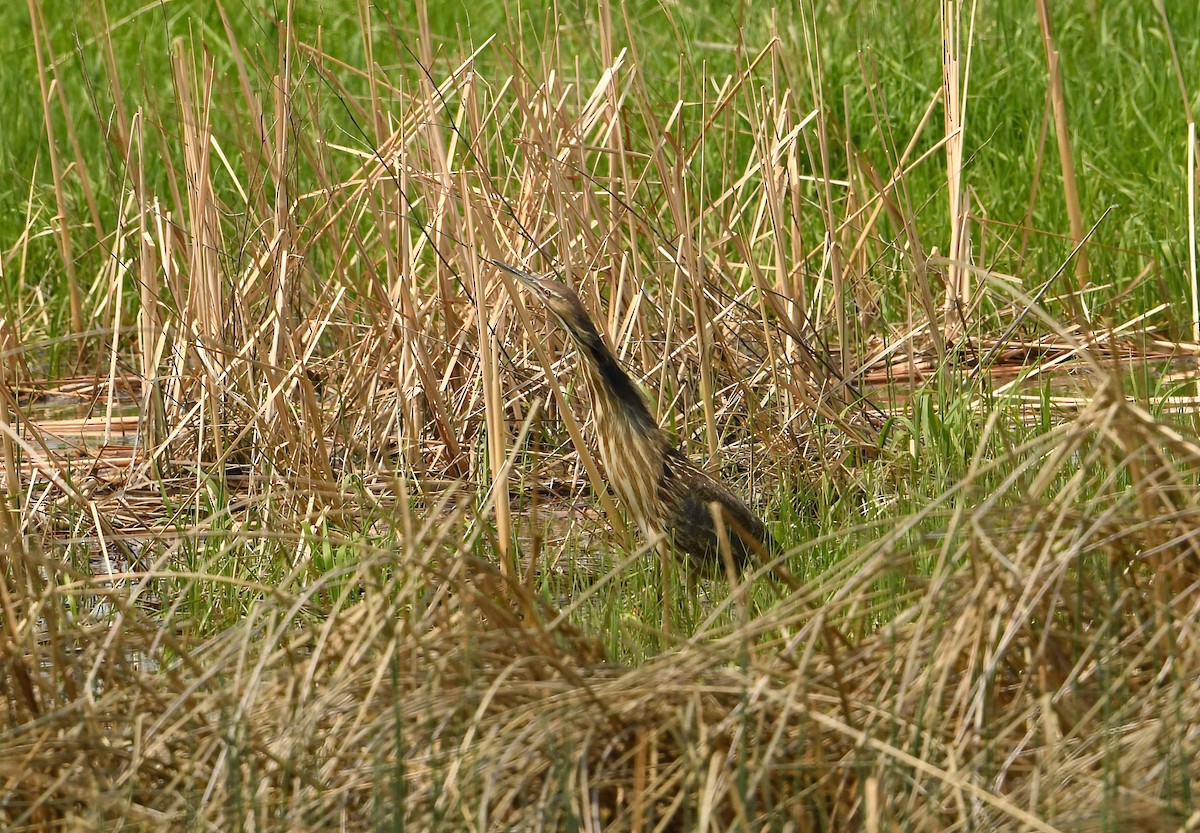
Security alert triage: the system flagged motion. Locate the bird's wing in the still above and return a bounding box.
[659,447,768,566]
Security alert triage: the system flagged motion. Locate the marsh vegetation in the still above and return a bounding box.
[2,1,1199,830]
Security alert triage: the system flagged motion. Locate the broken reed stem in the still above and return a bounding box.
[1036,0,1091,309]
[26,0,83,338]
[478,269,512,576]
[133,111,165,454]
[940,0,970,334]
[172,41,226,464]
[1189,120,1197,402]
[0,323,20,524]
[1189,120,1197,347]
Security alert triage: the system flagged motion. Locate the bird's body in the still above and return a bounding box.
[497,260,770,571]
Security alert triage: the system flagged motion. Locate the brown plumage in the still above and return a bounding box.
[496,260,771,571]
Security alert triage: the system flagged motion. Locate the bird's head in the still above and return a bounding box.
[492,260,601,347]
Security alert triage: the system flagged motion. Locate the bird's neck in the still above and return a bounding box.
[578,338,658,433]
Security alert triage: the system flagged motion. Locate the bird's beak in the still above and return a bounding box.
[490,259,541,291]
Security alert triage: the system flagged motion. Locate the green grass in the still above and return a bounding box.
[3,1,1196,330]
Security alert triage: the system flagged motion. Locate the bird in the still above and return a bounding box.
[494,259,773,575]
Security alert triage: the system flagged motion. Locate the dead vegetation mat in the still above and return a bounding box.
[3,391,1199,832]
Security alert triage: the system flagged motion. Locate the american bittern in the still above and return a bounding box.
[496,260,771,573]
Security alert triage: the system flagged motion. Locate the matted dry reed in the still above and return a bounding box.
[4,390,1199,830]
